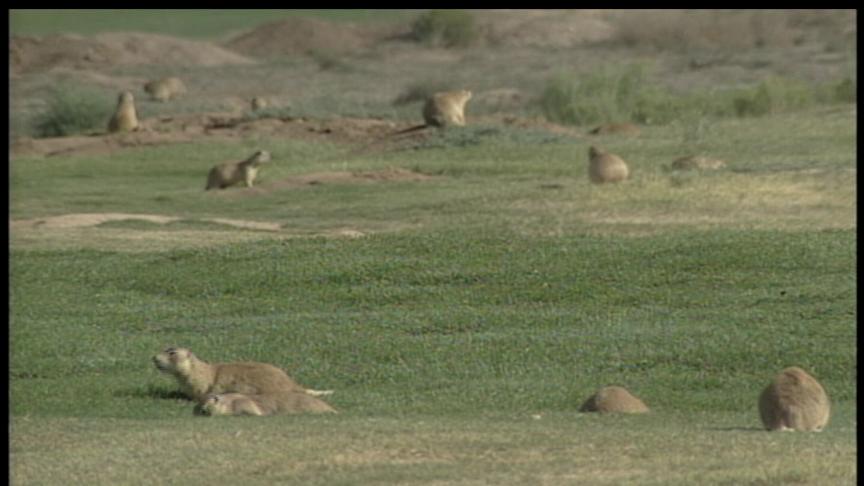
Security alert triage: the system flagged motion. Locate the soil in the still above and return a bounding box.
[10,112,582,159]
[10,32,255,75]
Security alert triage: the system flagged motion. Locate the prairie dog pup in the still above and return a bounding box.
[198,391,337,416]
[205,150,271,190]
[588,146,630,184]
[580,386,649,414]
[107,91,139,133]
[759,367,830,432]
[423,89,473,127]
[143,77,186,102]
[152,347,332,403]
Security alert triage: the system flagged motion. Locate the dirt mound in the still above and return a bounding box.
[224,17,391,58]
[10,111,581,160]
[10,213,281,231]
[10,32,255,75]
[478,10,617,48]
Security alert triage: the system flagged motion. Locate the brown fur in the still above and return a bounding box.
[580,386,649,414]
[588,122,641,136]
[152,347,332,404]
[423,89,472,127]
[588,146,630,184]
[205,150,271,190]
[197,391,337,416]
[143,77,186,102]
[107,91,139,133]
[250,96,268,111]
[669,155,727,171]
[759,367,830,432]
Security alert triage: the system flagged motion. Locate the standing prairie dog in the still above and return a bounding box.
[588,146,630,184]
[198,391,337,416]
[143,77,186,102]
[423,89,472,127]
[579,386,649,414]
[152,347,332,404]
[107,91,139,133]
[205,150,271,190]
[759,367,830,432]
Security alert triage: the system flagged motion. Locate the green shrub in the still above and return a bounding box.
[411,10,479,48]
[539,64,655,126]
[540,64,855,126]
[32,86,114,138]
[833,76,856,103]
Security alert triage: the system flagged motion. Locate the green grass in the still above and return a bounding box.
[9,103,856,484]
[9,9,418,39]
[540,63,856,126]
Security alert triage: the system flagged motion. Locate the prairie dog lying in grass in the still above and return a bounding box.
[668,155,727,171]
[152,347,332,403]
[143,77,186,102]
[205,150,271,190]
[588,146,630,184]
[759,367,830,431]
[107,91,139,133]
[579,386,649,414]
[197,391,337,416]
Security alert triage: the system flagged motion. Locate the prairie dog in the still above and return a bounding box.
[759,367,830,432]
[143,77,186,102]
[107,91,139,133]
[588,146,630,184]
[250,96,268,111]
[580,386,649,414]
[668,155,727,171]
[423,89,472,127]
[205,150,271,190]
[152,347,332,403]
[197,391,337,416]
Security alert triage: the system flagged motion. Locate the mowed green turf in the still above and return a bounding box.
[10,106,857,484]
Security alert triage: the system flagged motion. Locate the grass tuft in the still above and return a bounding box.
[31,85,114,138]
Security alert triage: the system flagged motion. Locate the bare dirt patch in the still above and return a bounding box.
[9,212,372,252]
[10,213,282,231]
[10,32,255,76]
[223,17,397,57]
[10,111,581,159]
[477,10,617,48]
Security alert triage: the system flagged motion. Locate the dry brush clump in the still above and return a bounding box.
[609,10,805,51]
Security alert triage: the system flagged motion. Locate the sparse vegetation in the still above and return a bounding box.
[410,9,479,48]
[541,63,856,126]
[31,85,114,137]
[611,10,803,51]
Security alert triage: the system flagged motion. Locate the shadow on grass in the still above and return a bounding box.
[114,384,190,401]
[706,426,765,432]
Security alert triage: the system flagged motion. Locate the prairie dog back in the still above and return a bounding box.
[423,89,472,127]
